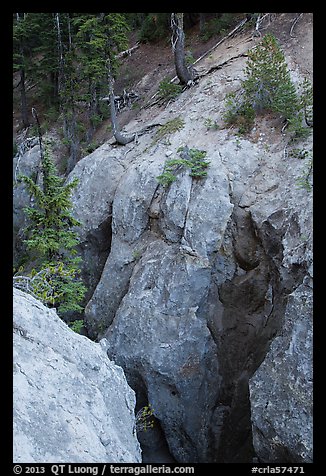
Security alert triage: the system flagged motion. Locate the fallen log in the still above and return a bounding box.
[116,42,140,59]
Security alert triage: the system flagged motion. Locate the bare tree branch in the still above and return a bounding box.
[170,16,249,84]
[105,59,135,145]
[290,13,304,38]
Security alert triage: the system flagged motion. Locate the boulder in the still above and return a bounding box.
[13,287,141,463]
[104,240,221,463]
[84,150,167,336]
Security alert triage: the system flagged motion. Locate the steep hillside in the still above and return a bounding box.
[13,13,313,464]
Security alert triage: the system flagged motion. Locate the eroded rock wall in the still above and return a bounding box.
[81,31,312,461]
[80,123,312,463]
[249,280,313,463]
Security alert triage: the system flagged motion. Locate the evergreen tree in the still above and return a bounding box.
[74,13,130,144]
[13,13,131,149]
[243,33,299,119]
[223,33,312,138]
[13,12,40,128]
[13,13,62,130]
[16,110,86,315]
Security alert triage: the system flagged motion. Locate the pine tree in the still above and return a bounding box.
[16,110,86,315]
[13,12,61,128]
[74,13,130,144]
[13,13,131,146]
[243,33,299,119]
[223,33,311,138]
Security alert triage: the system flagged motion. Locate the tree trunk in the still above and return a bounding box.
[106,60,134,145]
[55,12,79,172]
[31,107,46,193]
[64,113,79,173]
[55,13,64,89]
[20,67,29,128]
[16,13,29,128]
[86,80,97,142]
[171,13,192,85]
[199,13,206,34]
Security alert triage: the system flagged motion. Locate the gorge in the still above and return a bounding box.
[13,13,313,464]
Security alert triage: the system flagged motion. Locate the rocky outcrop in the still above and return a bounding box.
[13,287,141,463]
[66,144,134,300]
[103,239,221,462]
[13,14,313,464]
[80,119,312,462]
[78,21,312,460]
[249,280,313,463]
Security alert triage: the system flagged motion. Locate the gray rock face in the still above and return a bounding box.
[82,67,312,464]
[83,117,313,462]
[84,144,234,462]
[13,141,41,263]
[249,280,313,463]
[66,144,132,298]
[84,149,166,336]
[105,239,221,462]
[13,287,141,463]
[67,144,129,243]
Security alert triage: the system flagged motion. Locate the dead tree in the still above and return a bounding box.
[105,59,135,145]
[171,13,194,85]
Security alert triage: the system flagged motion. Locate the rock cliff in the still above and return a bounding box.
[249,281,313,463]
[13,13,313,463]
[13,288,141,463]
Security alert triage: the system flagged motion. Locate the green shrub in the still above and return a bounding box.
[69,319,84,334]
[14,262,87,314]
[157,169,178,187]
[299,78,313,125]
[157,147,209,187]
[135,405,155,432]
[158,79,183,102]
